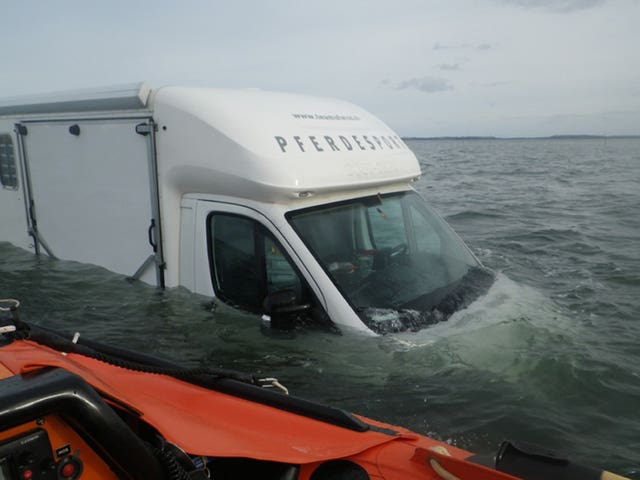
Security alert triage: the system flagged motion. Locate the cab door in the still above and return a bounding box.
[189,199,326,319]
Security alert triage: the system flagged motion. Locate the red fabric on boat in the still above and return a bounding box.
[0,340,471,464]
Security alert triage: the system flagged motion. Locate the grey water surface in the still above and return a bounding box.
[1,138,639,477]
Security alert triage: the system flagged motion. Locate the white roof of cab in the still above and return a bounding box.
[151,86,420,200]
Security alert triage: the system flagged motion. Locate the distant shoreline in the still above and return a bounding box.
[403,135,640,141]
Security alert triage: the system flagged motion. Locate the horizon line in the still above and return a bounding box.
[402,134,640,141]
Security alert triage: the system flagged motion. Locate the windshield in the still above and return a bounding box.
[287,191,493,333]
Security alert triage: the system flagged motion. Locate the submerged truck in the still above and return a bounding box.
[0,83,491,334]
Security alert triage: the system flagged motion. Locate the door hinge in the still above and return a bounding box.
[15,124,28,136]
[135,122,157,136]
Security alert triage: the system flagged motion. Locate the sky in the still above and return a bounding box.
[2,0,639,137]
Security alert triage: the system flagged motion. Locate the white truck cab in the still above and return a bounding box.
[0,83,491,334]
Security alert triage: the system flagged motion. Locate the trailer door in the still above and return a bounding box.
[17,118,163,285]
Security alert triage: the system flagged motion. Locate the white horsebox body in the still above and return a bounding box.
[0,83,484,334]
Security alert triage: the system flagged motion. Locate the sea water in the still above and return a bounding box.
[1,138,638,477]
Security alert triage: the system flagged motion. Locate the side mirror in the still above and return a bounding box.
[262,290,311,330]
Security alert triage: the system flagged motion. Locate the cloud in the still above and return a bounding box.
[471,80,513,88]
[433,42,495,51]
[395,77,453,93]
[437,63,461,71]
[433,42,455,51]
[485,81,513,87]
[500,0,606,13]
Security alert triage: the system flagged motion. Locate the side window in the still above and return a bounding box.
[0,134,18,189]
[210,214,262,310]
[208,213,304,312]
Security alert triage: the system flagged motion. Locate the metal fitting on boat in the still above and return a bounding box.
[0,298,20,322]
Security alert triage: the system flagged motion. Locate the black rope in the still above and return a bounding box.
[15,322,259,387]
